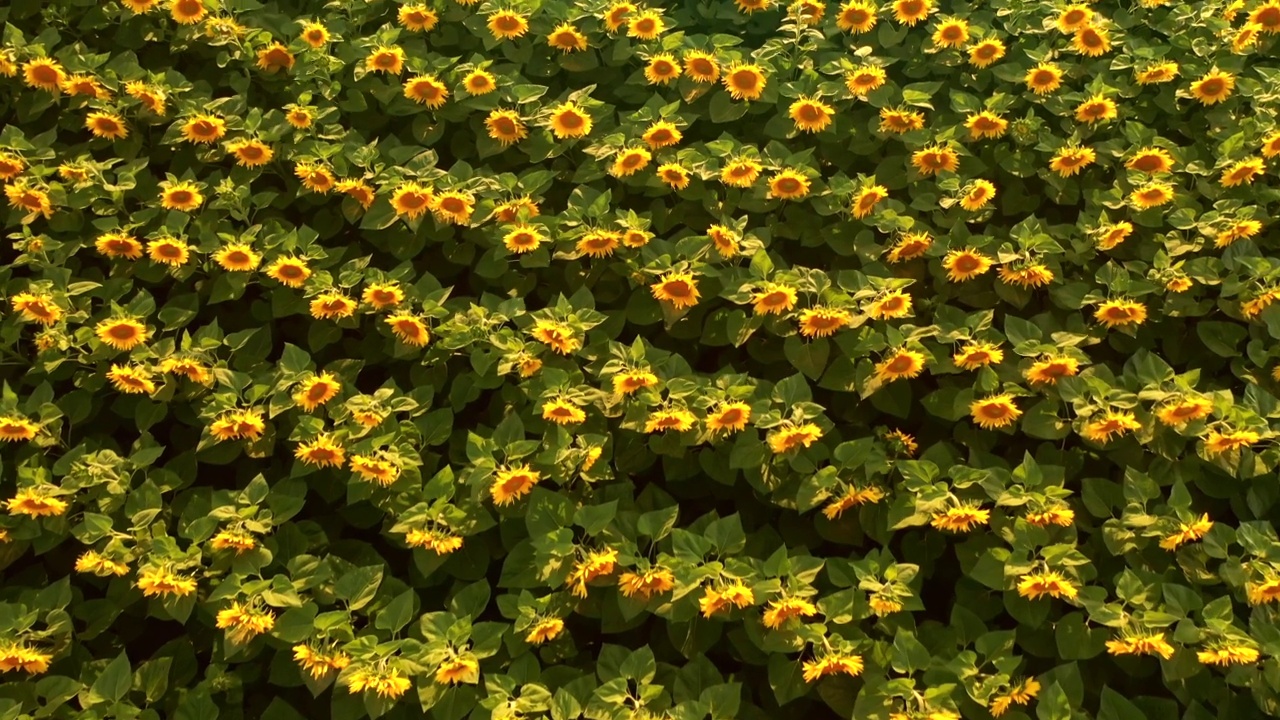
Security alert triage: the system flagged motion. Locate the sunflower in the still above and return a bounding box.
[1081,411,1142,443]
[968,39,1006,68]
[852,184,888,218]
[1233,23,1261,52]
[434,191,475,225]
[494,196,540,223]
[386,314,430,346]
[295,164,335,193]
[627,10,665,39]
[867,290,912,320]
[1094,299,1147,328]
[931,503,990,532]
[657,163,691,190]
[5,487,68,517]
[5,183,53,218]
[1252,0,1280,30]
[169,0,206,23]
[735,0,773,12]
[834,0,878,32]
[644,55,681,85]
[159,357,212,384]
[364,284,405,310]
[548,23,588,52]
[1220,157,1265,187]
[1025,507,1075,527]
[107,364,156,395]
[486,109,528,145]
[462,69,497,96]
[603,1,635,31]
[1203,429,1260,455]
[266,256,311,288]
[503,225,544,254]
[1216,218,1264,248]
[723,64,767,101]
[1125,147,1175,174]
[752,284,799,315]
[1056,4,1092,32]
[1197,645,1260,666]
[1024,63,1063,94]
[721,159,763,187]
[966,111,1007,140]
[891,0,930,25]
[959,179,996,211]
[767,423,824,454]
[1165,275,1194,292]
[846,65,887,95]
[350,455,400,486]
[1073,26,1111,56]
[491,465,541,505]
[366,46,405,75]
[1096,221,1134,250]
[1130,181,1175,210]
[227,139,273,167]
[294,373,341,412]
[85,112,128,140]
[542,397,587,425]
[1017,571,1078,600]
[125,81,167,114]
[798,307,852,337]
[0,153,24,180]
[641,121,682,150]
[1074,96,1117,124]
[255,43,295,73]
[1155,397,1213,426]
[887,232,932,262]
[285,106,313,129]
[398,4,439,31]
[96,317,148,351]
[610,148,652,177]
[387,182,433,221]
[970,394,1020,429]
[953,342,1003,370]
[706,402,752,433]
[1262,132,1280,159]
[644,408,697,433]
[181,114,226,144]
[96,232,144,259]
[1135,61,1179,84]
[531,319,580,354]
[1049,146,1095,177]
[651,272,700,309]
[942,248,993,281]
[1190,70,1235,105]
[10,293,62,325]
[22,58,65,91]
[790,97,834,133]
[768,169,811,200]
[875,349,927,382]
[159,181,203,211]
[120,0,158,13]
[682,51,720,82]
[912,144,959,175]
[147,237,191,267]
[576,230,620,257]
[1025,356,1079,385]
[612,369,659,395]
[878,107,925,134]
[708,224,740,257]
[403,74,449,109]
[310,293,357,320]
[932,18,969,48]
[487,10,530,40]
[299,22,329,47]
[548,102,592,139]
[295,435,346,468]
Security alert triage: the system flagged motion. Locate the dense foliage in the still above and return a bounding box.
[2,0,1280,718]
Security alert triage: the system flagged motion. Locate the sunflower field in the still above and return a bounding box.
[4,0,1280,717]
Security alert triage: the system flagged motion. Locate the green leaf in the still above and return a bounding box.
[375,589,417,633]
[89,652,132,705]
[334,565,384,611]
[784,336,830,380]
[1099,686,1150,720]
[1196,321,1246,357]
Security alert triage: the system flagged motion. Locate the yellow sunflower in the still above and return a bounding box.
[966,111,1007,140]
[852,184,888,219]
[942,248,993,281]
[644,54,681,85]
[789,96,834,133]
[968,39,1006,68]
[85,112,128,140]
[723,64,767,101]
[1189,70,1235,105]
[651,272,700,309]
[1072,25,1112,56]
[683,51,720,82]
[911,144,959,175]
[548,23,588,53]
[548,102,592,139]
[874,349,927,382]
[398,5,439,31]
[1074,95,1117,124]
[891,0,931,25]
[887,232,932,263]
[1025,63,1063,95]
[159,181,203,212]
[959,179,996,211]
[953,341,1003,370]
[798,307,852,337]
[1049,146,1096,177]
[1130,181,1175,210]
[366,46,405,75]
[767,169,811,200]
[463,69,497,95]
[932,18,969,48]
[1094,299,1147,328]
[486,109,528,145]
[970,394,1021,429]
[403,74,449,109]
[720,159,763,187]
[181,114,226,144]
[752,284,799,315]
[22,58,65,91]
[1220,157,1265,187]
[846,65,887,95]
[627,10,665,39]
[266,256,311,288]
[1125,147,1175,174]
[836,1,878,33]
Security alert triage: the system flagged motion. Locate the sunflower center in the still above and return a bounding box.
[1201,79,1224,95]
[716,408,743,424]
[762,292,789,307]
[375,53,397,68]
[690,59,714,75]
[496,15,521,31]
[799,103,823,122]
[621,153,645,168]
[169,191,192,204]
[967,351,990,364]
[279,265,303,279]
[109,325,137,340]
[239,145,264,159]
[662,281,691,297]
[492,117,516,135]
[558,111,584,129]
[307,384,330,401]
[175,0,202,16]
[1033,70,1056,85]
[306,30,324,42]
[902,0,922,15]
[887,356,914,372]
[96,118,120,131]
[981,404,1008,419]
[550,406,574,417]
[809,315,838,329]
[634,18,656,33]
[511,232,536,246]
[192,121,216,137]
[440,197,466,213]
[731,71,758,90]
[311,448,336,461]
[1064,9,1085,24]
[650,129,671,142]
[1082,29,1102,47]
[468,76,492,90]
[976,44,996,58]
[158,244,182,258]
[942,26,962,40]
[1258,6,1280,26]
[399,192,427,209]
[653,61,674,75]
[777,178,800,193]
[956,255,980,271]
[32,65,58,84]
[1104,308,1132,320]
